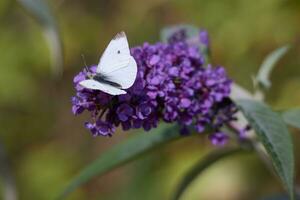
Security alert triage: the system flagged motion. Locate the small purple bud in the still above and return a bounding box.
[180,98,191,108]
[149,55,160,65]
[199,30,210,47]
[209,132,228,146]
[168,67,179,76]
[117,104,133,122]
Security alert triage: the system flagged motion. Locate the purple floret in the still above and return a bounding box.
[199,29,210,47]
[209,132,229,146]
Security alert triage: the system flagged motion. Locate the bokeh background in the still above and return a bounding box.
[1,0,300,199]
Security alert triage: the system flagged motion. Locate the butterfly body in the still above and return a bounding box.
[93,74,122,88]
[79,32,137,95]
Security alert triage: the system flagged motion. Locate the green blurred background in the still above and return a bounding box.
[0,0,300,199]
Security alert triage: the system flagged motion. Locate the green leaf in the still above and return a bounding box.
[160,24,199,43]
[18,0,55,26]
[58,124,181,199]
[230,83,254,100]
[282,108,300,130]
[172,147,244,200]
[261,194,294,200]
[256,45,290,89]
[261,193,300,200]
[236,99,295,199]
[18,0,63,78]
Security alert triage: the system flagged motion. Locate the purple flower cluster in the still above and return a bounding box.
[72,29,238,145]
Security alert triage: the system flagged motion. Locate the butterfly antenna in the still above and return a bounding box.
[81,54,89,72]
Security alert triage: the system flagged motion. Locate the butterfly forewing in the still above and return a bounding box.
[104,57,137,89]
[97,32,131,74]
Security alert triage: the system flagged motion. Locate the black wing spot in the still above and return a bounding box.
[117,50,121,54]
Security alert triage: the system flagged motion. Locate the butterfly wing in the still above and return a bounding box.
[79,80,126,95]
[103,57,137,89]
[97,31,137,89]
[97,32,131,74]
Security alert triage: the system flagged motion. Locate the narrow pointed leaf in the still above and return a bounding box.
[236,99,294,199]
[18,0,55,26]
[282,108,300,130]
[257,45,290,89]
[18,0,63,77]
[173,147,243,200]
[261,194,300,200]
[230,83,254,100]
[58,124,181,199]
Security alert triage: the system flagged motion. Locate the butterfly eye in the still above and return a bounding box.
[117,50,120,54]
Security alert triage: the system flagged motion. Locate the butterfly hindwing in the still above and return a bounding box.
[79,80,126,95]
[103,56,137,89]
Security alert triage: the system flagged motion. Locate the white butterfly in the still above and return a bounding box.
[79,32,137,95]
